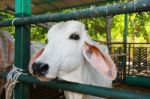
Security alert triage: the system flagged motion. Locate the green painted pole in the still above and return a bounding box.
[14,0,31,99]
[125,76,150,88]
[0,0,150,26]
[123,14,128,81]
[0,72,150,99]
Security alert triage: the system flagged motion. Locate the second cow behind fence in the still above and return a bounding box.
[29,20,117,99]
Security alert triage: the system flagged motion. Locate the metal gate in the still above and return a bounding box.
[109,43,150,82]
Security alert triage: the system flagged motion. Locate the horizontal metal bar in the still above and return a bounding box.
[0,71,150,99]
[125,76,150,88]
[0,0,150,26]
[100,42,150,44]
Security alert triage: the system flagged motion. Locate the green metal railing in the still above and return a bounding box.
[0,72,150,99]
[0,0,150,26]
[107,42,150,87]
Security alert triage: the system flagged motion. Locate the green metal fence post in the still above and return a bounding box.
[123,14,128,81]
[14,0,31,99]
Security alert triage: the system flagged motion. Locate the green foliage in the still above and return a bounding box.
[111,15,124,42]
[81,18,106,41]
[128,12,150,42]
[0,11,15,36]
[31,25,48,43]
[81,12,150,43]
[0,11,14,20]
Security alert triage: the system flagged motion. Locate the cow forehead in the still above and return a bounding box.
[48,21,86,36]
[66,21,85,29]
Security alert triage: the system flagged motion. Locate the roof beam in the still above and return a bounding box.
[34,0,59,5]
[37,0,119,14]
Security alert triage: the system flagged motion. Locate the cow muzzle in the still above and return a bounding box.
[32,62,49,76]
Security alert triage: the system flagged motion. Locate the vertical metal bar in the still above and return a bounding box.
[128,43,131,75]
[123,14,128,81]
[14,0,31,99]
[146,47,148,74]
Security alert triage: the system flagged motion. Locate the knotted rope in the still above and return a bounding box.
[11,18,20,26]
[4,65,27,99]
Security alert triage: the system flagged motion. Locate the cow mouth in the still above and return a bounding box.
[33,73,58,81]
[36,76,51,81]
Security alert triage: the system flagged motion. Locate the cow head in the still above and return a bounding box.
[29,21,117,81]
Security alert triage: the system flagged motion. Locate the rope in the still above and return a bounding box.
[11,18,20,26]
[4,65,27,99]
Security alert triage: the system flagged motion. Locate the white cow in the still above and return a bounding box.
[29,20,117,99]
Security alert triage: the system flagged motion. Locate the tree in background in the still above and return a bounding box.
[105,15,113,52]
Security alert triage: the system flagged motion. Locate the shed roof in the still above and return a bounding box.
[1,0,118,14]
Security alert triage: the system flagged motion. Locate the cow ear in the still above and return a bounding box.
[29,48,44,74]
[83,42,117,80]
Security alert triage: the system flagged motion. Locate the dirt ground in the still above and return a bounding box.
[113,83,150,93]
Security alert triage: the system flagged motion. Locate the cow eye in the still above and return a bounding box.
[69,33,80,40]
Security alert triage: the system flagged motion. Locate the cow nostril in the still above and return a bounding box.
[39,64,49,75]
[32,63,49,76]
